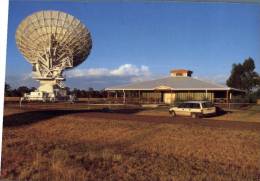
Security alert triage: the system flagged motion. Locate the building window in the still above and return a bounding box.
[176,73,183,76]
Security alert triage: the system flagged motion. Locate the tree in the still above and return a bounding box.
[29,87,37,93]
[226,57,259,92]
[16,86,30,97]
[88,87,94,92]
[255,88,260,98]
[226,63,244,90]
[4,83,12,96]
[64,87,71,95]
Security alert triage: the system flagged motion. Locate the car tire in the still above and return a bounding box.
[170,111,176,118]
[191,113,198,119]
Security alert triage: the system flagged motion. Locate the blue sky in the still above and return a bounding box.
[5,1,260,89]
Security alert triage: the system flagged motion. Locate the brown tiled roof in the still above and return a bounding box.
[170,69,192,73]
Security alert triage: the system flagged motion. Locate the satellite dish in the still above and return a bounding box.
[16,10,92,101]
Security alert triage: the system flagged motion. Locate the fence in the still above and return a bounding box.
[215,103,252,109]
[4,96,254,109]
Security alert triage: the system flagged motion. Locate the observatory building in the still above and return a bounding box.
[106,69,245,104]
[16,10,92,101]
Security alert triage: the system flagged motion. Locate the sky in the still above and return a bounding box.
[5,0,260,90]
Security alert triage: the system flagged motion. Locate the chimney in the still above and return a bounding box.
[170,69,193,77]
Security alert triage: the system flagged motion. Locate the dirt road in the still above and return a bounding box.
[4,104,260,132]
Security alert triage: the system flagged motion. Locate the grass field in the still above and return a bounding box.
[207,105,260,122]
[136,105,260,123]
[1,104,260,181]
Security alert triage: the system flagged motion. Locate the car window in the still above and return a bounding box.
[178,103,187,108]
[191,103,201,109]
[178,103,184,108]
[185,103,192,108]
[202,102,214,108]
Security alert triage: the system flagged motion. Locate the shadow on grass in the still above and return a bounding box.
[3,108,143,128]
[214,106,232,117]
[4,105,260,131]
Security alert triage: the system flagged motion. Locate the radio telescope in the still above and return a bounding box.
[16,10,92,101]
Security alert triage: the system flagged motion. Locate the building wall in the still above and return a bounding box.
[175,91,214,102]
[141,92,161,101]
[162,91,214,104]
[109,90,233,104]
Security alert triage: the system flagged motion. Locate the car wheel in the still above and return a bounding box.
[191,113,197,118]
[170,111,176,118]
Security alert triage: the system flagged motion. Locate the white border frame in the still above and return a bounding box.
[0,0,9,172]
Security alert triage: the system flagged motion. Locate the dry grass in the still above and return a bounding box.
[207,105,260,123]
[137,105,260,123]
[1,105,260,181]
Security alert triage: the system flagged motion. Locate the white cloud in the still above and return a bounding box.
[110,64,150,77]
[6,64,155,89]
[6,73,38,89]
[67,68,110,77]
[6,66,230,90]
[62,64,154,89]
[66,64,151,79]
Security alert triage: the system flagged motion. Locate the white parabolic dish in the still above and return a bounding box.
[15,10,92,100]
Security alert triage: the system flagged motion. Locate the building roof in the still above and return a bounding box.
[170,69,192,73]
[105,76,244,92]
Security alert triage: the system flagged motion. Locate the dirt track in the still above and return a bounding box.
[4,104,260,132]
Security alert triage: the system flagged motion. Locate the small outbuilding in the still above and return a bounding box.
[105,69,244,104]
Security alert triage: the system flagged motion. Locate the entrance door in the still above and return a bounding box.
[163,93,175,104]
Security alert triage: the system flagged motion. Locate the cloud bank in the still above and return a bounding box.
[6,64,154,90]
[5,64,229,90]
[64,64,153,89]
[67,64,150,79]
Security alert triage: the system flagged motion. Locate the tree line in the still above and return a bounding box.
[5,84,36,97]
[64,87,107,98]
[4,84,107,98]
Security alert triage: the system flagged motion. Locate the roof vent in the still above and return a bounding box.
[170,69,193,77]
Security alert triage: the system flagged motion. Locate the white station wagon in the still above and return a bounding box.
[169,101,216,118]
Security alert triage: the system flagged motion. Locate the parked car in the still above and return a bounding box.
[169,101,216,118]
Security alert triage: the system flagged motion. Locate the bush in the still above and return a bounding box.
[244,89,260,103]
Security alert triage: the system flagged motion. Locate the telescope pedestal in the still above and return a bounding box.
[23,79,67,102]
[38,79,57,96]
